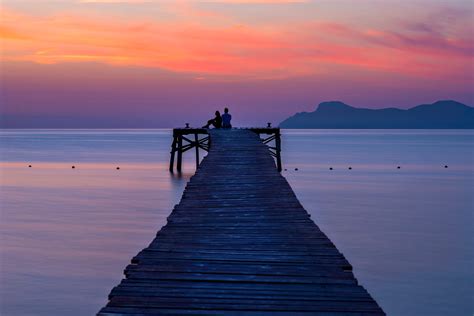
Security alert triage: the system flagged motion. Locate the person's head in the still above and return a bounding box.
[215,110,221,117]
[224,107,229,114]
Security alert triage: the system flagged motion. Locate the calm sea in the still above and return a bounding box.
[0,129,472,316]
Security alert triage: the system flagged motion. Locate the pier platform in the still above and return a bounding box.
[98,129,384,315]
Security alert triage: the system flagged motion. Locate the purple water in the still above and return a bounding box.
[1,129,472,315]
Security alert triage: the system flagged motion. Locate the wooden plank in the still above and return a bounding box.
[105,296,384,312]
[99,306,382,315]
[124,263,352,278]
[117,279,365,293]
[109,286,371,299]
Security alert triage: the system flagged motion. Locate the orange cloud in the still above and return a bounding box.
[0,25,30,40]
[79,0,153,3]
[79,0,306,3]
[1,5,472,80]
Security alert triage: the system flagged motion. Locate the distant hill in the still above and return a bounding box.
[279,100,474,129]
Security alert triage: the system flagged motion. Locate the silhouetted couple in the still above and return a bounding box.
[203,108,232,129]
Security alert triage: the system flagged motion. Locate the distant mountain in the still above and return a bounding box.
[279,100,474,129]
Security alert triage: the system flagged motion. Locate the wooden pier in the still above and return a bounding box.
[98,129,384,315]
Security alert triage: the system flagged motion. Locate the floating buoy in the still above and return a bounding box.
[348,167,352,170]
[295,168,298,171]
[444,165,448,168]
[28,165,32,168]
[116,167,120,170]
[329,167,333,170]
[72,166,75,169]
[397,166,401,169]
[284,168,287,171]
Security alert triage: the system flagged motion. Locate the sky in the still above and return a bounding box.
[1,0,473,127]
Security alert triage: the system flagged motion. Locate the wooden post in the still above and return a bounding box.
[194,133,200,170]
[275,131,282,172]
[169,136,176,172]
[169,129,210,172]
[177,135,183,172]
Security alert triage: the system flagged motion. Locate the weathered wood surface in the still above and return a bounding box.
[98,129,384,315]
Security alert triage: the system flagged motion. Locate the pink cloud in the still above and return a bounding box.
[1,4,472,81]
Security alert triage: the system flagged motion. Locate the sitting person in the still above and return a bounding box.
[222,107,232,128]
[202,111,222,129]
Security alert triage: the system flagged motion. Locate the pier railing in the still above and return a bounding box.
[169,127,282,172]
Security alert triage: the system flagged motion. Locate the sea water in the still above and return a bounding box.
[0,129,472,315]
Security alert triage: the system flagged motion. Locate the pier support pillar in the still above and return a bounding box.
[169,136,176,172]
[275,130,282,172]
[169,128,210,172]
[251,127,283,172]
[194,133,200,170]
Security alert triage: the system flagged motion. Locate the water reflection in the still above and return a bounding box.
[0,131,189,315]
[282,129,473,316]
[0,129,472,316]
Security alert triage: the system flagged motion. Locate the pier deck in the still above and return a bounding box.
[98,129,384,315]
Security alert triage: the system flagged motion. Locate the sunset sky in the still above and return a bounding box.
[1,0,473,127]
